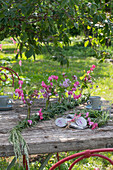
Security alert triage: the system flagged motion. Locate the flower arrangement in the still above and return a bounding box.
[40,65,96,109]
[13,64,97,119]
[40,74,81,105]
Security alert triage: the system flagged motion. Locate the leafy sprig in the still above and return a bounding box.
[74,109,110,128]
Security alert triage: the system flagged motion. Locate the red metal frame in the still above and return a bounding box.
[23,155,28,170]
[49,148,113,170]
[0,66,20,86]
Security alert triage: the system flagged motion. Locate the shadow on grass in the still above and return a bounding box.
[1,43,113,84]
[3,48,17,54]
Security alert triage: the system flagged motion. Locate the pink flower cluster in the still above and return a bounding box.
[41,76,58,99]
[15,80,25,103]
[41,74,82,101]
[73,93,81,99]
[84,65,96,84]
[85,112,98,130]
[15,80,39,105]
[15,80,43,121]
[10,38,16,44]
[0,44,2,51]
[87,117,98,130]
[87,65,96,75]
[27,108,43,125]
[38,108,43,120]
[48,75,58,81]
[71,81,81,99]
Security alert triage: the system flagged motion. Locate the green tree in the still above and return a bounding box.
[0,0,112,64]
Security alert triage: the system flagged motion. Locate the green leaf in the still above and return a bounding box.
[93,15,98,24]
[69,0,75,8]
[87,25,91,30]
[99,57,105,63]
[20,32,27,42]
[60,0,67,8]
[84,40,89,47]
[22,23,26,31]
[0,13,5,18]
[15,53,18,59]
[28,89,34,96]
[25,48,34,59]
[74,22,78,29]
[7,157,16,170]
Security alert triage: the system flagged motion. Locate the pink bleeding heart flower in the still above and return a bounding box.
[90,67,93,71]
[0,44,2,51]
[55,76,58,81]
[38,108,43,120]
[68,91,73,95]
[92,123,98,130]
[84,76,87,81]
[73,94,78,99]
[51,75,58,81]
[87,70,90,75]
[50,82,53,86]
[72,87,76,91]
[15,89,23,97]
[92,64,96,68]
[18,80,23,85]
[15,89,20,93]
[88,117,94,126]
[28,120,32,125]
[78,93,81,98]
[13,40,16,44]
[74,81,79,86]
[89,121,94,126]
[42,81,47,88]
[19,60,22,66]
[85,112,89,118]
[48,76,52,81]
[18,80,23,89]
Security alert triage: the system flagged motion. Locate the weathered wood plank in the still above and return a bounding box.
[1,124,113,156]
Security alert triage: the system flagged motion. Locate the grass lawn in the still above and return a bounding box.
[1,38,113,100]
[0,37,113,169]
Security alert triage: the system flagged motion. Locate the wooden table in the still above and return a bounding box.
[0,100,113,157]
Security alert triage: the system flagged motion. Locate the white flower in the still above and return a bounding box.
[36,112,39,116]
